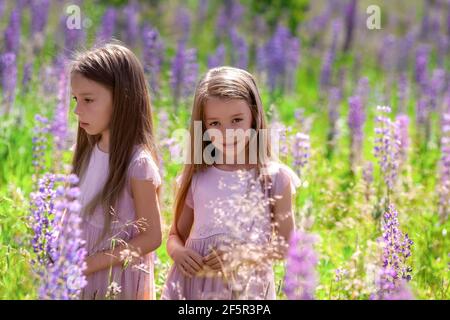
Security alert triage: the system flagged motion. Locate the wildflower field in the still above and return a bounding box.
[1,0,450,300]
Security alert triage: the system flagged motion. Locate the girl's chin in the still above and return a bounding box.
[81,127,97,135]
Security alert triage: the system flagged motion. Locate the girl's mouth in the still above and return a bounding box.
[223,141,238,147]
[80,122,89,127]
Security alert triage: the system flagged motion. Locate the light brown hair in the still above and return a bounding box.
[71,42,159,242]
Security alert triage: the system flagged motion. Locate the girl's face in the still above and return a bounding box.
[71,72,113,136]
[203,97,253,159]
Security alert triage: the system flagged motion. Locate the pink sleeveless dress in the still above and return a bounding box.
[78,143,161,300]
[162,161,301,300]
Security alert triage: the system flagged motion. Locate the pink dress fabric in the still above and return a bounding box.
[78,143,161,300]
[162,161,301,300]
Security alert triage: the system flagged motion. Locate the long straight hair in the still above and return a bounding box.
[173,66,273,236]
[71,42,160,242]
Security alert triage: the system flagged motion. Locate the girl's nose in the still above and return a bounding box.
[73,103,81,116]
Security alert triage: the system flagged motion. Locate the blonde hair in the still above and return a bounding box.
[173,66,273,236]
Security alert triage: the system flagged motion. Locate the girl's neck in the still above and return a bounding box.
[98,130,110,153]
[213,145,256,171]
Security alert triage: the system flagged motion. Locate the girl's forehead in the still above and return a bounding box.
[71,73,93,88]
[71,73,107,94]
[203,97,250,117]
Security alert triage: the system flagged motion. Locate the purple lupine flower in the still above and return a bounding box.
[397,73,409,114]
[196,0,208,23]
[31,173,87,300]
[447,0,450,36]
[141,24,165,95]
[207,44,226,69]
[292,132,310,178]
[61,10,86,56]
[378,35,396,72]
[30,173,57,265]
[304,3,333,45]
[342,0,357,52]
[415,45,430,91]
[285,36,300,92]
[320,20,341,89]
[4,8,21,53]
[174,7,191,42]
[22,62,33,92]
[431,1,442,38]
[438,113,450,223]
[382,204,413,279]
[348,96,365,167]
[170,41,198,106]
[437,33,450,68]
[32,115,50,175]
[51,59,69,151]
[420,0,431,39]
[372,205,414,299]
[229,28,248,69]
[255,44,266,76]
[215,0,244,38]
[123,1,139,47]
[96,7,117,43]
[372,267,414,300]
[395,114,410,165]
[283,231,318,300]
[396,32,415,72]
[0,0,5,19]
[263,26,287,91]
[0,52,18,115]
[374,106,401,193]
[261,25,300,92]
[30,0,50,36]
[428,68,447,110]
[328,87,341,127]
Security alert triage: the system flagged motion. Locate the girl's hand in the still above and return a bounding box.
[172,247,204,278]
[203,248,227,271]
[83,254,97,276]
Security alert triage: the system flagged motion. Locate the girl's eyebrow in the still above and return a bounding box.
[206,113,244,120]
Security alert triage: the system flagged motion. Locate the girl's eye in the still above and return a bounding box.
[209,121,219,127]
[232,118,243,124]
[85,98,93,103]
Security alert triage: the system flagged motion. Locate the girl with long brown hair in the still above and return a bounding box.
[162,66,301,299]
[70,43,162,299]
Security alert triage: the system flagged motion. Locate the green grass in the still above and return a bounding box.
[1,0,449,300]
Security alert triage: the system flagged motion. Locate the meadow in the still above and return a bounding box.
[0,0,449,299]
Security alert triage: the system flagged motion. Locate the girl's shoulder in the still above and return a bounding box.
[175,165,212,185]
[128,145,161,187]
[265,160,302,196]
